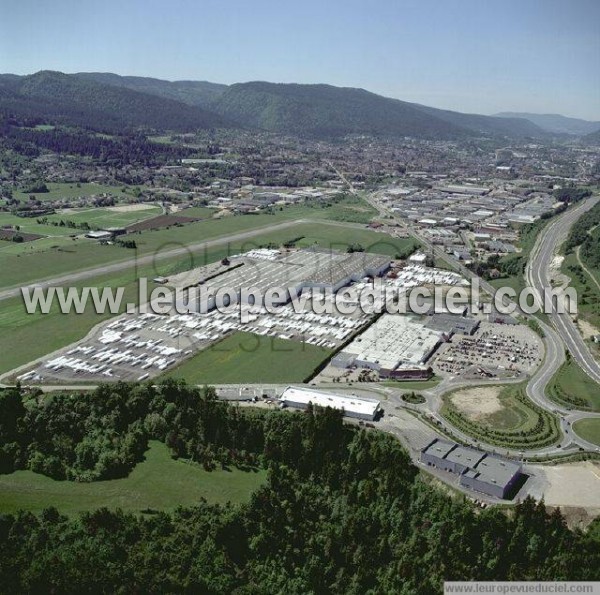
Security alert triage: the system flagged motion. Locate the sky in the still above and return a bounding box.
[1,0,599,120]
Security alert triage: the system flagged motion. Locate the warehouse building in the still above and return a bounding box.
[178,248,390,313]
[420,439,523,500]
[425,313,480,336]
[459,456,523,500]
[279,386,381,421]
[333,315,444,373]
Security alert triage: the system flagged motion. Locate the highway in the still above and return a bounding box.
[4,172,600,456]
[525,196,600,383]
[330,166,600,453]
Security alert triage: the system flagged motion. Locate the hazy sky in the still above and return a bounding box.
[1,0,599,119]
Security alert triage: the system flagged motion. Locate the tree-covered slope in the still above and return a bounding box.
[213,81,469,139]
[213,81,548,139]
[496,112,600,136]
[414,103,548,138]
[74,72,228,108]
[0,382,599,593]
[0,71,229,133]
[584,128,600,145]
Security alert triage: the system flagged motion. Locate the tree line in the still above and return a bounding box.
[0,381,599,593]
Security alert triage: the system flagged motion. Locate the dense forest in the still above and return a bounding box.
[0,120,197,166]
[565,198,600,269]
[0,382,599,593]
[0,71,228,134]
[0,71,553,143]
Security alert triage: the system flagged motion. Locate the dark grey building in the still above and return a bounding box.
[459,455,523,500]
[425,314,480,336]
[420,439,523,500]
[443,445,486,474]
[420,439,456,471]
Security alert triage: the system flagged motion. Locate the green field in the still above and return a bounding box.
[562,250,600,329]
[440,383,562,450]
[165,332,331,384]
[11,182,133,203]
[44,205,162,228]
[548,356,600,411]
[0,211,78,237]
[0,206,417,290]
[0,441,265,515]
[299,193,378,224]
[0,219,416,376]
[572,418,600,447]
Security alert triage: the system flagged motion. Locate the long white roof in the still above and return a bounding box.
[280,386,380,417]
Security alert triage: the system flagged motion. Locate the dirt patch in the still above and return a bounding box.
[0,229,44,242]
[449,386,505,420]
[107,204,157,213]
[528,461,600,518]
[578,318,600,340]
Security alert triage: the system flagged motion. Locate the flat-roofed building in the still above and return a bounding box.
[175,248,390,313]
[443,445,486,474]
[333,315,443,373]
[420,439,523,500]
[420,439,456,468]
[425,314,480,336]
[460,455,523,499]
[280,386,381,421]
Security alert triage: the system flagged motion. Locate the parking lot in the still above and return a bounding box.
[431,322,543,379]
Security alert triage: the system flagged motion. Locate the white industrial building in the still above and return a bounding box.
[177,248,391,313]
[332,314,443,373]
[280,386,381,420]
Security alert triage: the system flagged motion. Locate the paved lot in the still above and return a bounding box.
[431,322,543,379]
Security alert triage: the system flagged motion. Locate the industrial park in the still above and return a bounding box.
[1,2,600,589]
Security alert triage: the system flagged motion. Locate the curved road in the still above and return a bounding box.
[525,196,600,384]
[5,185,600,455]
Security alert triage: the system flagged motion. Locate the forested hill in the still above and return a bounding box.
[212,81,468,139]
[0,71,551,140]
[212,81,548,140]
[74,72,228,108]
[0,71,230,133]
[0,382,599,592]
[412,103,546,138]
[496,112,600,136]
[584,129,600,145]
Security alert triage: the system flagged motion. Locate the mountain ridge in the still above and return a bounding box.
[0,70,554,140]
[495,111,600,136]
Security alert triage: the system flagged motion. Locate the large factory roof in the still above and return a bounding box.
[280,386,381,418]
[341,315,443,369]
[180,248,390,312]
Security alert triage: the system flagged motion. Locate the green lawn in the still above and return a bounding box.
[548,356,600,411]
[0,206,417,290]
[44,205,162,228]
[0,441,265,515]
[572,418,600,447]
[165,332,331,384]
[381,376,442,390]
[0,211,77,237]
[299,193,378,224]
[440,383,561,449]
[11,182,132,203]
